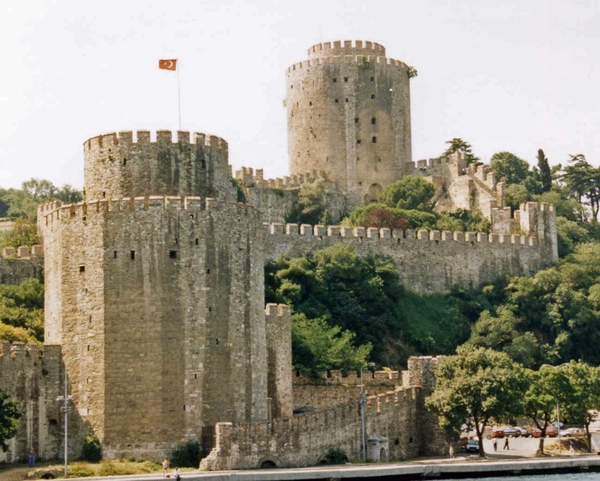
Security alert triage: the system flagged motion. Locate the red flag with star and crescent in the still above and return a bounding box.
[159,59,177,71]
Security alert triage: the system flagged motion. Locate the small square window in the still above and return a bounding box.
[354,118,359,123]
[335,99,339,103]
[345,98,349,103]
[79,265,85,273]
[371,94,376,99]
[372,136,377,143]
[370,76,375,82]
[371,117,376,125]
[357,139,362,144]
[344,77,348,82]
[333,78,337,82]
[169,250,177,259]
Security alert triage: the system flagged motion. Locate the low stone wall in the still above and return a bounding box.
[0,246,44,285]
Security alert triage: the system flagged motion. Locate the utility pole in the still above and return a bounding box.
[56,375,72,476]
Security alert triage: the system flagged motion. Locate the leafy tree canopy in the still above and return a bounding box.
[490,152,531,185]
[442,138,480,165]
[0,389,21,452]
[378,176,435,211]
[0,278,44,343]
[426,345,526,456]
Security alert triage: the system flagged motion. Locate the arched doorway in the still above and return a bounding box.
[366,183,383,203]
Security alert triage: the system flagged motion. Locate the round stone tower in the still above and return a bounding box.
[286,40,413,200]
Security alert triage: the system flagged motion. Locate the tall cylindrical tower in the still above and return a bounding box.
[286,40,413,199]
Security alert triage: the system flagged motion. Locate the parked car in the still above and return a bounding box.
[515,426,531,437]
[465,439,480,453]
[492,427,506,438]
[532,425,558,437]
[503,426,521,438]
[560,427,585,437]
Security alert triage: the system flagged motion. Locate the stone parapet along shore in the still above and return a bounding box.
[43,456,600,480]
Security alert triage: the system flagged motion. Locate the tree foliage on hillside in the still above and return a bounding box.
[0,279,44,343]
[0,390,21,452]
[442,138,480,165]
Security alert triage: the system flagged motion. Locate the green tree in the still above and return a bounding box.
[562,154,600,221]
[290,181,328,225]
[378,177,435,211]
[466,307,538,367]
[537,149,553,193]
[266,244,404,366]
[0,218,39,250]
[292,314,371,371]
[442,138,480,165]
[489,152,530,185]
[563,361,600,452]
[426,345,526,457]
[0,389,21,452]
[523,365,573,455]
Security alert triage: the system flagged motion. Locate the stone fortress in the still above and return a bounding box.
[1,40,557,468]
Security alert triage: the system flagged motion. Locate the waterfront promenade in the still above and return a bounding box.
[5,455,599,481]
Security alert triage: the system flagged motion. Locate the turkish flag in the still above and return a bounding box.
[159,59,177,71]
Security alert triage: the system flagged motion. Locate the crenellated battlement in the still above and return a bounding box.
[286,55,409,75]
[264,222,538,246]
[235,166,328,189]
[2,245,43,259]
[265,303,290,317]
[0,341,43,359]
[307,40,386,59]
[84,130,228,152]
[293,369,399,386]
[39,196,257,226]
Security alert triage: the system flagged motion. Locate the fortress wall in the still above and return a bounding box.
[286,49,412,195]
[292,369,399,409]
[264,218,554,294]
[201,357,442,470]
[0,343,67,463]
[39,197,269,459]
[39,199,108,442]
[83,130,235,202]
[266,304,293,419]
[0,246,44,285]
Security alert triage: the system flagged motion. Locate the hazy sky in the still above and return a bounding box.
[1,0,598,190]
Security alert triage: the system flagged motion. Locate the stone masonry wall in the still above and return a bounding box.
[286,40,412,196]
[293,369,399,410]
[38,196,269,461]
[0,342,87,464]
[83,130,235,202]
[0,246,43,285]
[200,356,443,470]
[265,304,293,419]
[264,203,556,294]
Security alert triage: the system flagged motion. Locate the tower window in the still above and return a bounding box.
[79,265,85,273]
[130,250,135,260]
[372,136,377,143]
[345,98,349,103]
[354,117,359,123]
[102,191,106,198]
[169,250,178,259]
[216,338,219,345]
[335,99,339,103]
[123,158,127,166]
[371,117,377,125]
[370,76,375,81]
[309,101,312,106]
[344,77,348,82]
[333,78,337,82]
[371,94,376,99]
[357,139,362,144]
[195,238,199,245]
[290,85,293,89]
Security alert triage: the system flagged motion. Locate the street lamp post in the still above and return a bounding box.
[359,362,375,463]
[56,375,72,476]
[541,363,569,456]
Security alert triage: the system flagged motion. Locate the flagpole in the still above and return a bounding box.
[177,59,182,131]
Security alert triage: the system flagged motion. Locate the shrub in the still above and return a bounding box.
[81,433,102,462]
[322,447,348,465]
[170,440,201,468]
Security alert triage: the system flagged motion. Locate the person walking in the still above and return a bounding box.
[173,467,181,481]
[493,439,498,452]
[162,458,169,478]
[503,437,509,450]
[28,448,35,468]
[570,440,575,453]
